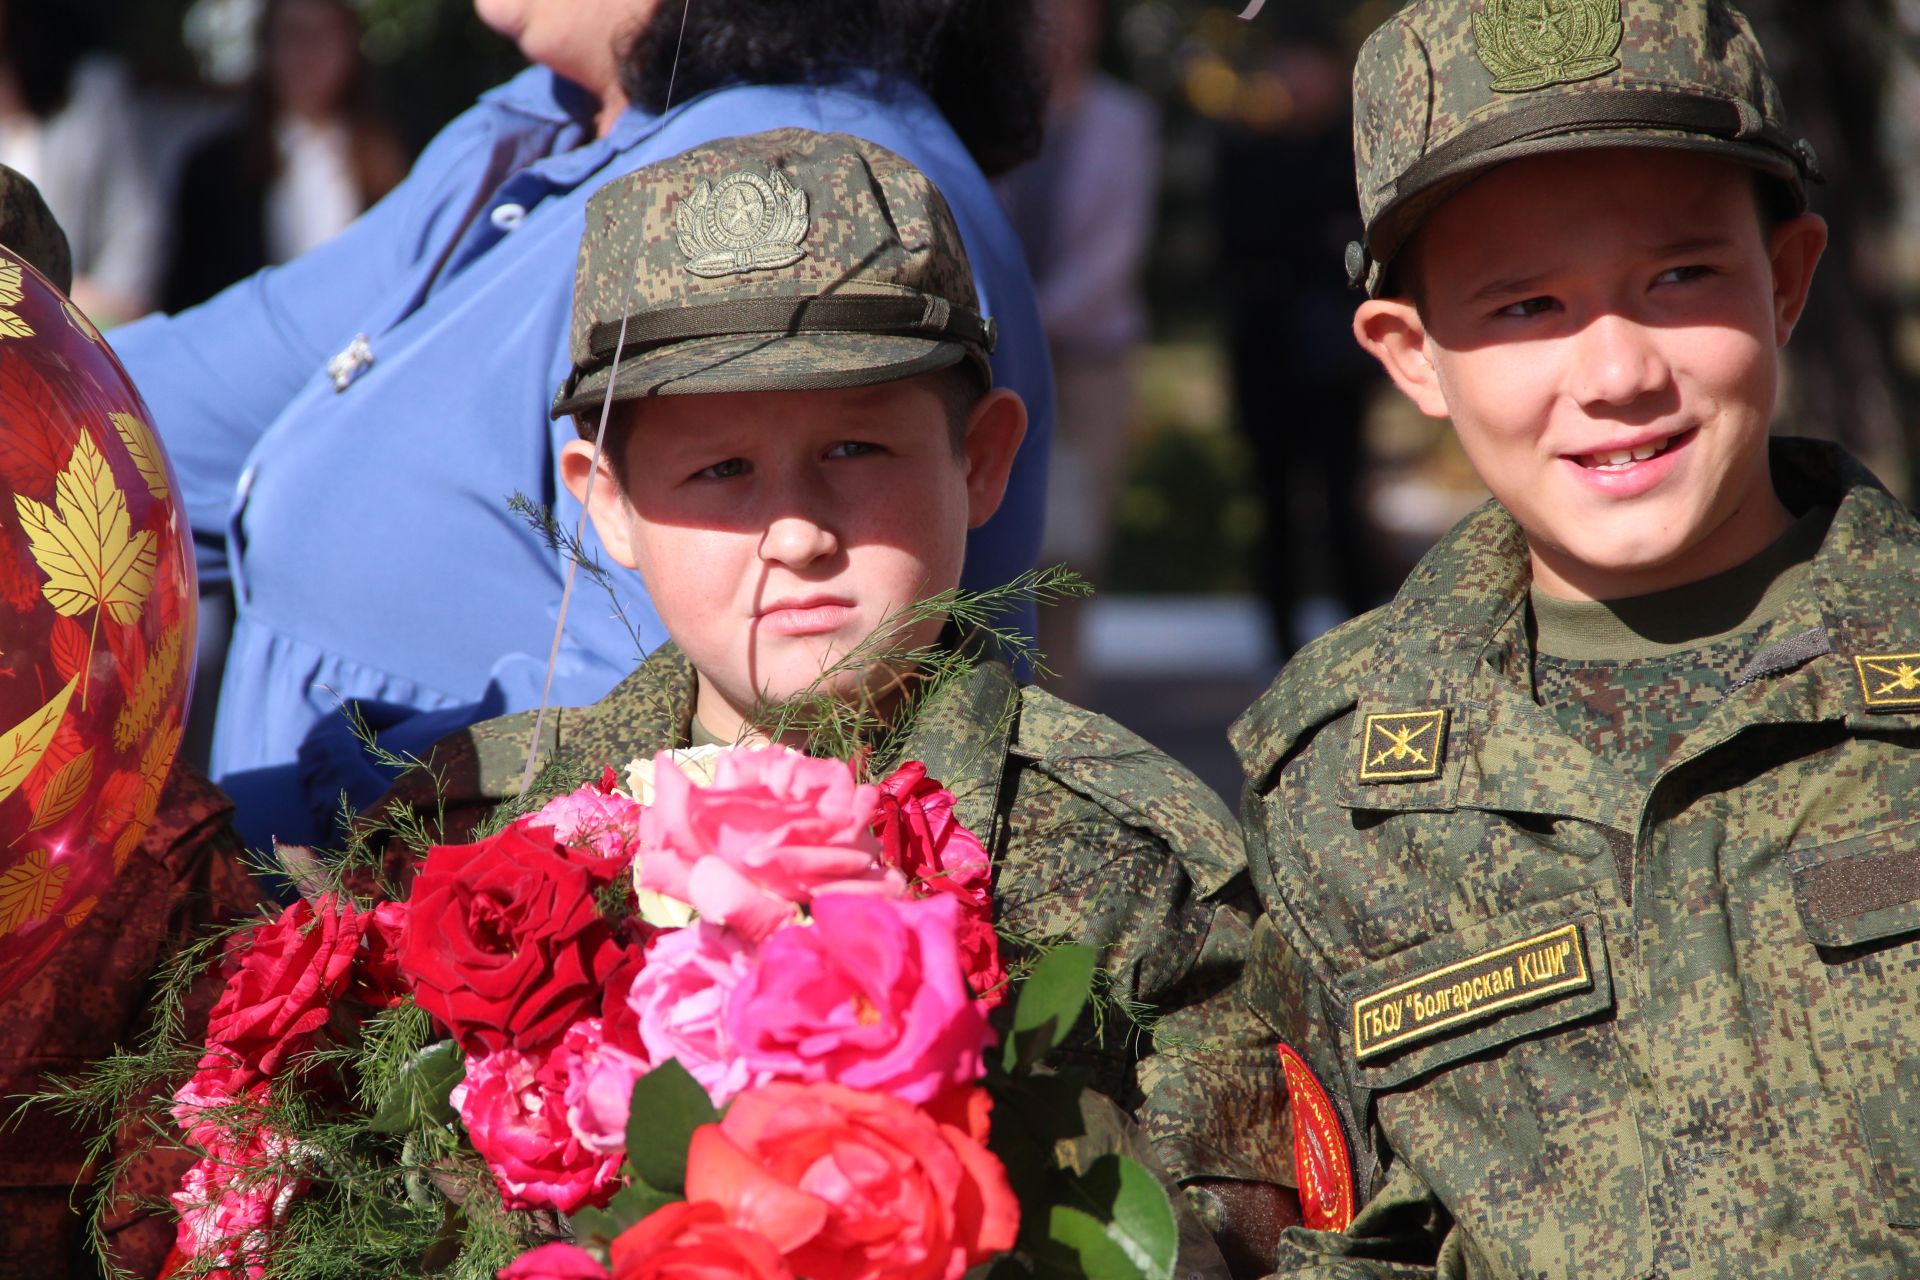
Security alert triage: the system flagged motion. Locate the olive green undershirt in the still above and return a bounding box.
[689,717,727,749]
[1530,506,1831,662]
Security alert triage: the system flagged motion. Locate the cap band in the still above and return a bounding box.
[1371,87,1811,265]
[583,293,997,370]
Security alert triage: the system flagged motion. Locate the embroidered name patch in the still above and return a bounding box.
[1855,654,1920,710]
[1352,923,1590,1062]
[1357,709,1448,783]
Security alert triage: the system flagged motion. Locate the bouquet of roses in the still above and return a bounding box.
[133,743,1179,1280]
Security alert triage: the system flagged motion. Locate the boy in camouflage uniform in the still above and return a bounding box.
[372,130,1285,1272]
[1228,0,1920,1275]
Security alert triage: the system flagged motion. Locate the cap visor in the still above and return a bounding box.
[553,331,979,419]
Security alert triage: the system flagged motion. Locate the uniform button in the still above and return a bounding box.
[490,203,527,230]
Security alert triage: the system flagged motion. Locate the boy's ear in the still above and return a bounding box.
[1354,298,1449,419]
[558,436,640,570]
[962,388,1028,530]
[1767,212,1827,346]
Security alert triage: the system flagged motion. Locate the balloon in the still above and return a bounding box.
[0,246,195,1003]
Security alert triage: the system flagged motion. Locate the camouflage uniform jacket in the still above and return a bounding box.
[1,764,264,1280]
[378,642,1282,1191]
[1233,439,1920,1279]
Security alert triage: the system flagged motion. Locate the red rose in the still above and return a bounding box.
[399,823,622,1053]
[352,900,410,1007]
[872,763,1006,1007]
[205,896,367,1082]
[498,1242,609,1280]
[610,1203,793,1280]
[685,1082,1018,1280]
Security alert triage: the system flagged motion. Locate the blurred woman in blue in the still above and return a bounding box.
[112,0,1055,852]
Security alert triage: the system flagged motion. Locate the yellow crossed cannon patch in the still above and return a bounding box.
[1357,709,1449,783]
[1352,924,1592,1062]
[1856,653,1920,710]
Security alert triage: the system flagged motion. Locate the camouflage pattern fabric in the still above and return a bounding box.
[370,645,1286,1252]
[1531,636,1759,791]
[1347,0,1818,293]
[554,128,995,417]
[1,764,265,1280]
[0,164,72,294]
[1232,439,1920,1277]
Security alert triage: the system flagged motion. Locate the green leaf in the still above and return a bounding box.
[624,1059,718,1195]
[1039,1205,1148,1280]
[607,1180,680,1225]
[369,1039,464,1134]
[1069,1156,1179,1280]
[1002,944,1098,1075]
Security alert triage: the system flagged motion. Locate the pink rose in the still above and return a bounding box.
[685,1082,1018,1280]
[454,1039,623,1214]
[872,763,1005,1007]
[625,923,767,1105]
[499,1242,611,1280]
[726,895,991,1104]
[170,1114,305,1280]
[637,747,903,941]
[561,1017,651,1156]
[529,775,646,880]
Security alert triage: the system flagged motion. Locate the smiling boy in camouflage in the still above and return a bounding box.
[1228,0,1920,1275]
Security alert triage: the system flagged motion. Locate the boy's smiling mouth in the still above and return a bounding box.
[1571,428,1695,472]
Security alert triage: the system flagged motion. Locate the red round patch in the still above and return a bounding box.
[1278,1041,1355,1232]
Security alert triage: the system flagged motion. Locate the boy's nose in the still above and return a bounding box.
[759,511,840,568]
[1569,313,1671,410]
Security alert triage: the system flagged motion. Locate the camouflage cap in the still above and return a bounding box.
[1348,0,1820,295]
[0,164,72,294]
[553,129,996,422]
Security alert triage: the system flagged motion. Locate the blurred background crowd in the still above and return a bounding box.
[11,0,1920,799]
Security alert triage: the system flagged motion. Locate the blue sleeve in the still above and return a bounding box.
[109,103,498,584]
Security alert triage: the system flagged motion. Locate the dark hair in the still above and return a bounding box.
[0,0,97,119]
[241,0,406,204]
[617,0,1047,178]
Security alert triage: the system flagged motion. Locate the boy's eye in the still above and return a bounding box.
[694,458,748,480]
[1497,295,1559,319]
[825,440,881,459]
[1654,264,1713,286]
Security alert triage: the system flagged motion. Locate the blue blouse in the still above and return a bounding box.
[111,68,1053,850]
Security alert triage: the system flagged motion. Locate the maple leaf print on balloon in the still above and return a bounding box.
[111,412,170,501]
[14,433,156,707]
[0,261,34,340]
[0,675,77,808]
[0,849,69,937]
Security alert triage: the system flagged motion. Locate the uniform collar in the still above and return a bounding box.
[1321,439,1920,821]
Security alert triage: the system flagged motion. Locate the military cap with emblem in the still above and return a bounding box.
[0,163,73,294]
[552,128,997,421]
[1346,0,1822,295]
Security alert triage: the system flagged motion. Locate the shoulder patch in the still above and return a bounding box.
[1356,708,1448,783]
[1854,653,1920,710]
[1277,1042,1354,1233]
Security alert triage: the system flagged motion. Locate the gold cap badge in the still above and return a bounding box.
[676,167,809,278]
[1473,0,1624,94]
[1357,709,1449,783]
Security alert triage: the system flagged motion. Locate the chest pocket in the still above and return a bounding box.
[1791,823,1920,1227]
[1335,889,1654,1280]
